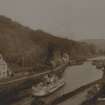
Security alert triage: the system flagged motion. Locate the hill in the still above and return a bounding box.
[82,39,105,54]
[83,39,105,50]
[30,30,97,57]
[0,16,47,69]
[0,15,97,72]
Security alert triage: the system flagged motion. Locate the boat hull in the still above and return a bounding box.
[32,80,65,97]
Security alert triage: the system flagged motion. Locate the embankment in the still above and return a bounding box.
[51,79,102,105]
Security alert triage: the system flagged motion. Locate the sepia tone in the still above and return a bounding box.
[0,0,105,105]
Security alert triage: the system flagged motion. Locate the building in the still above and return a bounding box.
[0,54,9,79]
[62,53,70,63]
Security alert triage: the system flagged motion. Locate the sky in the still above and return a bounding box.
[0,0,105,40]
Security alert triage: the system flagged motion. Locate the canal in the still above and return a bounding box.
[57,57,103,105]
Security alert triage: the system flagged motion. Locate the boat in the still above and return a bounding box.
[32,75,65,97]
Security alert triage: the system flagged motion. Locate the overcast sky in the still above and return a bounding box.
[0,0,105,40]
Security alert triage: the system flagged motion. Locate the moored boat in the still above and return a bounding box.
[32,75,65,97]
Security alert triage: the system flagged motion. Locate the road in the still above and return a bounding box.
[0,63,67,86]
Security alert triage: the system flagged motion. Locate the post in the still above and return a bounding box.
[102,65,105,85]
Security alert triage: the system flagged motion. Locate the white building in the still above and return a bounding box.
[0,54,8,79]
[62,53,70,63]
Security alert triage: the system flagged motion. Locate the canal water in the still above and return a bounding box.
[58,57,103,105]
[64,61,102,94]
